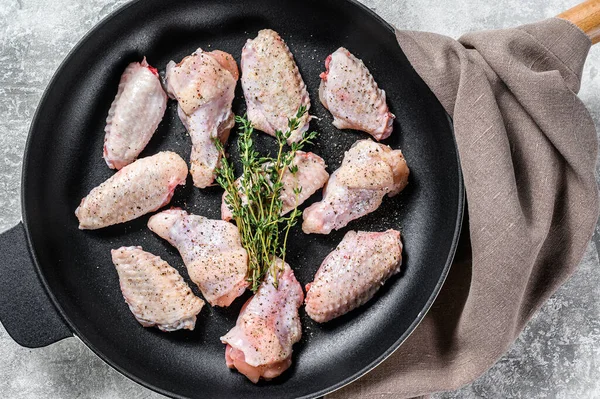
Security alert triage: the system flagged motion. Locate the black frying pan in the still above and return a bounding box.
[0,0,464,398]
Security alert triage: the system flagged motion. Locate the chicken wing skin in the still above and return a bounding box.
[165,48,238,188]
[319,48,395,141]
[147,209,248,307]
[305,230,402,323]
[220,259,303,383]
[111,246,205,332]
[221,151,329,221]
[103,57,167,170]
[76,151,188,230]
[241,29,311,144]
[302,140,409,234]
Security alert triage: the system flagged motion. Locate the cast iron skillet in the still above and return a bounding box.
[0,0,464,398]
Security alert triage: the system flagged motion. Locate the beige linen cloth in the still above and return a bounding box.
[330,18,599,398]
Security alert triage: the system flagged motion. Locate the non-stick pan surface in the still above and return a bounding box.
[16,0,463,397]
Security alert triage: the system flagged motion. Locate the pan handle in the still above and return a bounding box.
[558,0,600,44]
[0,223,72,347]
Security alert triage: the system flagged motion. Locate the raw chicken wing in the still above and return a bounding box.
[241,29,311,144]
[165,49,238,188]
[319,48,395,140]
[103,57,167,169]
[221,259,303,383]
[148,209,248,307]
[221,151,329,221]
[305,230,402,322]
[111,246,204,331]
[76,151,188,229]
[303,140,409,234]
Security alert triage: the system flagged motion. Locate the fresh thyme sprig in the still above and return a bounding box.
[214,106,317,292]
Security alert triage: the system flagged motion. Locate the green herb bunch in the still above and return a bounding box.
[214,106,317,292]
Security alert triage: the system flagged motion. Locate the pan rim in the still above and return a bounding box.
[20,0,465,398]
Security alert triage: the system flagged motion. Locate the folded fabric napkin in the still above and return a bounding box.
[329,17,599,398]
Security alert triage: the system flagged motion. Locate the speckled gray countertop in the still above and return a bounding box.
[1,0,599,398]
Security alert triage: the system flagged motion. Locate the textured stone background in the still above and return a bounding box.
[1,0,599,398]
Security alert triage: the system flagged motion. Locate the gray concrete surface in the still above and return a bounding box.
[1,0,599,398]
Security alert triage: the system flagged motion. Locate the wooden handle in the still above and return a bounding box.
[558,0,600,44]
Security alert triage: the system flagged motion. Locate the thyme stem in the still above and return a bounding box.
[214,106,317,291]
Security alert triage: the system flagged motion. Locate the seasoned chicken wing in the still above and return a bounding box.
[319,48,395,140]
[302,140,409,234]
[76,151,188,230]
[111,246,204,331]
[221,259,303,383]
[148,209,248,307]
[103,57,167,170]
[305,230,402,322]
[165,49,238,188]
[221,151,329,221]
[241,29,311,144]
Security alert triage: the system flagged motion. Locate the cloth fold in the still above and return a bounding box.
[329,18,598,398]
